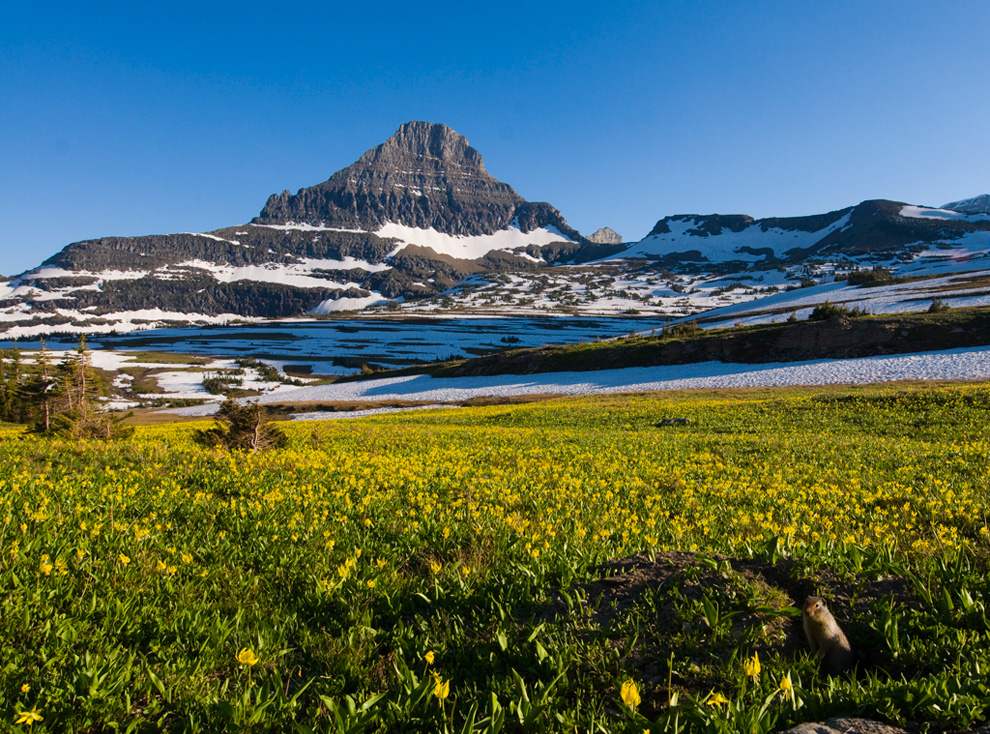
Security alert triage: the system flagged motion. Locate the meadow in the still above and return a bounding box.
[1,383,989,732]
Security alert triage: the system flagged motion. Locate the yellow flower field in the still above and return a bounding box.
[1,383,989,732]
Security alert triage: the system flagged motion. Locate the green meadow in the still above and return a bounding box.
[2,383,989,732]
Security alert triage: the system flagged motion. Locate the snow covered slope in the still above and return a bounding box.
[614,199,990,267]
[943,194,990,215]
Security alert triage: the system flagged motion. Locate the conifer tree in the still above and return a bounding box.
[22,342,59,430]
[34,337,133,439]
[193,399,287,452]
[0,347,25,423]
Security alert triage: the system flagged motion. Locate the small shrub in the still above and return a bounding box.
[671,320,699,338]
[193,399,287,452]
[847,266,894,286]
[928,298,951,313]
[809,301,867,321]
[202,370,243,395]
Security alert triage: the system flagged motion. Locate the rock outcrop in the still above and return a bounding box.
[587,227,623,245]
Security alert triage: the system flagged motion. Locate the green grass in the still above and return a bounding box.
[118,351,211,366]
[1,383,989,732]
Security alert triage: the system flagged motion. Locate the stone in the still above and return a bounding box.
[587,227,623,244]
[777,718,910,734]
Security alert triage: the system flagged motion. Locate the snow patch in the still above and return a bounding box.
[169,259,378,288]
[375,222,573,260]
[239,345,990,408]
[181,232,240,245]
[310,293,389,314]
[250,223,368,233]
[899,205,990,223]
[617,212,853,263]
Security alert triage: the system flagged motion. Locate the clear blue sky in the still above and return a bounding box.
[2,0,988,275]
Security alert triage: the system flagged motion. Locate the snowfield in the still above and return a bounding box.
[618,212,853,262]
[159,345,990,418]
[375,221,574,260]
[899,205,990,223]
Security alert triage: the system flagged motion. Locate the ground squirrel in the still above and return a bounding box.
[802,596,855,674]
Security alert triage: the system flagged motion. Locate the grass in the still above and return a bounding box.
[118,351,211,366]
[1,383,989,732]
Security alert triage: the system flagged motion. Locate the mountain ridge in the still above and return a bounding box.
[0,121,988,336]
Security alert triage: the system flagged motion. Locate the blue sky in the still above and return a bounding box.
[2,0,988,275]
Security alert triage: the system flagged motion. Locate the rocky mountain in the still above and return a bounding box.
[587,227,624,245]
[390,196,990,322]
[622,199,990,268]
[1,120,988,337]
[255,121,576,237]
[0,122,623,335]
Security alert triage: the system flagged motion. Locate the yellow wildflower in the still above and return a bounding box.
[778,675,793,692]
[118,553,130,567]
[743,652,761,679]
[14,708,42,726]
[237,648,259,666]
[424,650,435,665]
[431,674,450,701]
[707,690,730,707]
[620,679,641,708]
[20,684,30,693]
[429,560,442,574]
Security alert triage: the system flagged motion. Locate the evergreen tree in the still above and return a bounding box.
[193,399,287,452]
[23,342,59,431]
[35,343,56,432]
[33,337,133,439]
[0,347,26,423]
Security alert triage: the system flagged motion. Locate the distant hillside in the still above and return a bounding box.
[623,199,990,266]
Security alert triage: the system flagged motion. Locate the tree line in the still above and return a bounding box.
[1,340,289,451]
[0,339,133,439]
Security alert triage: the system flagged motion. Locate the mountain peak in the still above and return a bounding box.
[942,194,990,215]
[368,121,484,168]
[253,121,530,234]
[587,227,623,245]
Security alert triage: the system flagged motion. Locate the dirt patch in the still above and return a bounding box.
[535,551,916,701]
